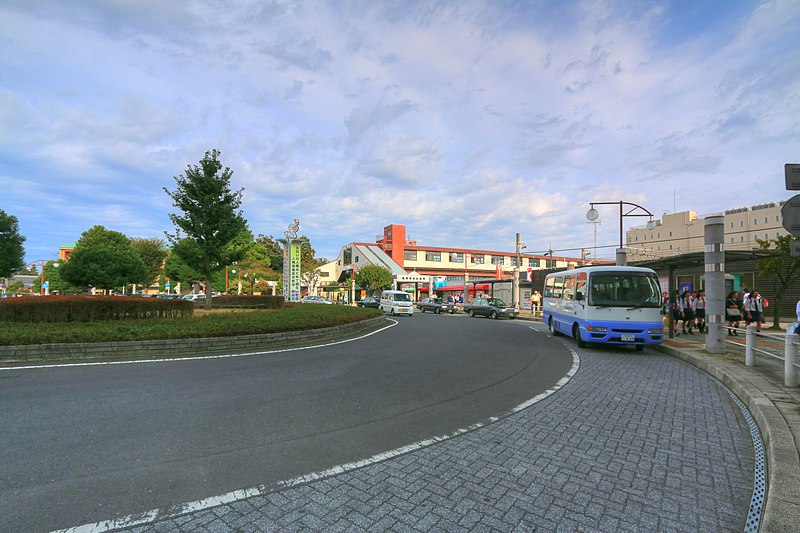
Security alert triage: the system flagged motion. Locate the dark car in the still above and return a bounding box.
[357,296,381,309]
[464,297,517,319]
[417,297,456,314]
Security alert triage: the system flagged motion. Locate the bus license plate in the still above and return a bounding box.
[621,334,635,342]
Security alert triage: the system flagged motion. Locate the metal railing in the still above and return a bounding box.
[727,325,798,387]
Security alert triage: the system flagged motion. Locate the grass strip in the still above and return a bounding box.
[0,305,383,346]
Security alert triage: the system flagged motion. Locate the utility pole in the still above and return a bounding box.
[513,232,521,310]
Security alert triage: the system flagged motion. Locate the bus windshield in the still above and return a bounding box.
[588,272,661,308]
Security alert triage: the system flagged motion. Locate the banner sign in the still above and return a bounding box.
[280,219,303,302]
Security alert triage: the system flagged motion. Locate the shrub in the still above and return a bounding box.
[0,295,193,323]
[195,295,284,309]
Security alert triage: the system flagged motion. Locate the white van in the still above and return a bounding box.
[380,290,414,316]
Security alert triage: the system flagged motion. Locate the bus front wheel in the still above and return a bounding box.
[573,324,586,348]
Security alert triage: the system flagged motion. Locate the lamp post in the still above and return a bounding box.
[225,266,236,293]
[28,259,59,295]
[513,233,527,310]
[586,201,653,265]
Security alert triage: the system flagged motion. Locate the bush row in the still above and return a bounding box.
[0,296,194,323]
[194,295,285,309]
[0,305,384,345]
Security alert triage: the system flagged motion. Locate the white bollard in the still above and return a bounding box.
[786,333,798,388]
[745,324,757,367]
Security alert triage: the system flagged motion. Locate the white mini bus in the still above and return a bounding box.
[380,290,414,316]
[542,266,663,351]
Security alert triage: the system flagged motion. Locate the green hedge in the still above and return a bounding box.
[0,296,193,323]
[194,295,284,308]
[0,304,383,345]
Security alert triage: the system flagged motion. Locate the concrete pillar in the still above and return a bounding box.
[786,334,798,387]
[704,216,726,354]
[615,248,627,266]
[746,324,757,366]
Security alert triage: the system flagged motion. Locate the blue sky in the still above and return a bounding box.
[2,0,798,264]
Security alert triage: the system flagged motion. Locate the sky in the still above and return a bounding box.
[2,0,799,264]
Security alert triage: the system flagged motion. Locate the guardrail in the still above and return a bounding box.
[729,325,799,387]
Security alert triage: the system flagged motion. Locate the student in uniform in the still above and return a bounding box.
[693,290,706,334]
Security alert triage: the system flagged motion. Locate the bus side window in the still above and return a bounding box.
[545,277,554,297]
[564,275,576,301]
[553,277,564,299]
[576,272,587,301]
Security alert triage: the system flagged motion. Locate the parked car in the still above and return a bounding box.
[300,295,333,304]
[464,297,517,319]
[156,293,181,300]
[357,296,381,309]
[417,297,456,314]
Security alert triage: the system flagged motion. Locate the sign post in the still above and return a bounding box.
[783,166,800,256]
[786,163,800,190]
[278,219,304,302]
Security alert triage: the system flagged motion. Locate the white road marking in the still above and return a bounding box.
[3,319,399,372]
[53,339,580,533]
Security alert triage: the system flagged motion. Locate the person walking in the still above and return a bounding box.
[672,290,684,335]
[744,289,765,332]
[680,290,695,334]
[693,290,706,334]
[726,291,742,335]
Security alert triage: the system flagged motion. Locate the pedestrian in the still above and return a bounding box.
[693,290,706,334]
[680,290,695,334]
[672,290,683,335]
[744,289,765,332]
[532,290,541,315]
[726,291,742,335]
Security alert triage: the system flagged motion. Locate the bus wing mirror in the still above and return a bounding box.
[575,293,584,301]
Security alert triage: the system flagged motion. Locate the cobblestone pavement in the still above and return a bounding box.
[123,331,754,532]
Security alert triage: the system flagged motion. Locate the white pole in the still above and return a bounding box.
[785,333,798,388]
[745,324,757,367]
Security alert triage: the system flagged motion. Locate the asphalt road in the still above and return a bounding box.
[0,312,574,532]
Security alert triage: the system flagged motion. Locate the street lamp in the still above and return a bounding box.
[586,200,653,265]
[226,266,236,293]
[28,259,59,295]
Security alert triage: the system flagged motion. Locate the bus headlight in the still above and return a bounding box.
[586,326,607,332]
[648,328,664,334]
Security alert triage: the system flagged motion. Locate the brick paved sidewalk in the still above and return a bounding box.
[112,327,756,532]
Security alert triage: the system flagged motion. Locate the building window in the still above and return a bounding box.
[765,217,768,224]
[355,256,359,263]
[669,245,672,250]
[754,218,757,225]
[529,258,540,267]
[730,222,734,228]
[731,237,734,243]
[320,271,330,278]
[741,236,744,242]
[669,231,672,237]
[471,255,484,264]
[740,221,744,227]
[449,252,464,263]
[425,251,441,262]
[510,257,519,266]
[404,250,417,261]
[491,255,505,265]
[635,236,638,242]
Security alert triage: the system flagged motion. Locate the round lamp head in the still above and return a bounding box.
[586,208,599,222]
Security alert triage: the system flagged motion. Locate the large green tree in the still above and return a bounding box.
[755,235,800,329]
[130,237,168,290]
[164,149,246,308]
[355,264,393,296]
[0,209,25,278]
[59,226,147,292]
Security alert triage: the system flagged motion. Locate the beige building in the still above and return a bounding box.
[626,201,788,259]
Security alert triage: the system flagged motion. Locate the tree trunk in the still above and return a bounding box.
[204,255,212,310]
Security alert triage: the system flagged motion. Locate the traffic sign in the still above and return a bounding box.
[781,194,800,236]
[786,163,800,190]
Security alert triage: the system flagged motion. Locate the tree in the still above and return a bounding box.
[130,237,168,290]
[755,235,800,329]
[0,209,25,278]
[255,234,284,272]
[165,149,246,308]
[355,264,393,296]
[59,226,147,292]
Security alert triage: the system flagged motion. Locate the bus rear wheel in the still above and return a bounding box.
[573,324,586,348]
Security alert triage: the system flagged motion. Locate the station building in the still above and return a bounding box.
[625,201,788,260]
[314,224,603,302]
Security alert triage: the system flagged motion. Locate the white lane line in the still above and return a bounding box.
[54,342,581,533]
[4,319,399,372]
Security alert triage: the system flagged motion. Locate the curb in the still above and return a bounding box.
[654,344,800,532]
